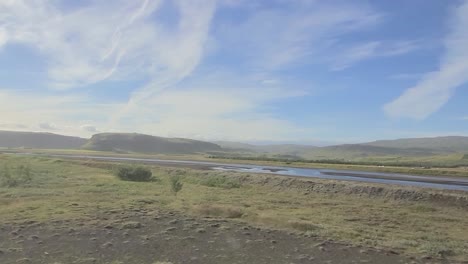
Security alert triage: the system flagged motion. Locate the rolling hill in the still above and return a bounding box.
[215,141,317,154]
[82,133,222,154]
[0,130,87,149]
[215,136,468,160]
[2,130,467,159]
[363,136,468,153]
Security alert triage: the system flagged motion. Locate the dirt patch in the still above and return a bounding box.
[0,209,441,264]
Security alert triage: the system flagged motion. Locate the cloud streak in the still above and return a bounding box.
[0,0,164,88]
[215,1,383,71]
[331,40,418,71]
[0,0,217,93]
[384,0,468,119]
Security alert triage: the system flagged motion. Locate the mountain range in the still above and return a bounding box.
[1,130,468,159]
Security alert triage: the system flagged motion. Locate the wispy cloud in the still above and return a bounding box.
[2,0,454,142]
[0,89,116,136]
[215,1,383,71]
[0,0,216,92]
[0,0,163,88]
[331,40,418,71]
[107,70,311,141]
[389,73,423,80]
[112,0,218,122]
[384,0,468,119]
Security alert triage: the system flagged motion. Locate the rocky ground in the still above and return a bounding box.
[0,208,449,264]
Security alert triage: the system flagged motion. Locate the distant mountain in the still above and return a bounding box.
[83,133,222,154]
[214,141,257,152]
[312,144,438,159]
[215,141,317,157]
[215,136,468,160]
[0,130,87,149]
[363,136,468,153]
[2,130,467,158]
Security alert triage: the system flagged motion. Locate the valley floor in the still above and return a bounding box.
[0,154,467,263]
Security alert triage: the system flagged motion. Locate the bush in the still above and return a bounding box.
[170,175,183,196]
[200,175,241,189]
[114,165,154,182]
[0,164,33,187]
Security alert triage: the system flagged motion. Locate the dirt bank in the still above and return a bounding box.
[229,173,468,208]
[0,209,441,264]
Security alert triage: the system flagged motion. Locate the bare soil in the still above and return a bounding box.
[0,208,451,264]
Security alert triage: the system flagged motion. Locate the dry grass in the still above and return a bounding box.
[288,220,322,232]
[0,155,467,262]
[193,204,244,218]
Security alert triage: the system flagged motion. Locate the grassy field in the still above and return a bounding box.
[3,148,468,178]
[1,154,468,262]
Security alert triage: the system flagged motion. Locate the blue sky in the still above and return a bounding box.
[0,0,468,144]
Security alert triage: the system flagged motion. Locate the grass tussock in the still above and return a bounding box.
[193,204,244,218]
[288,220,322,232]
[199,175,241,189]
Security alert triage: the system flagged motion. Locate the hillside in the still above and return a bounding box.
[363,136,468,152]
[214,141,257,152]
[215,141,317,157]
[82,133,222,154]
[216,136,468,161]
[307,144,437,159]
[0,130,87,149]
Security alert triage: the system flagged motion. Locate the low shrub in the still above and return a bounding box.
[200,175,241,189]
[114,165,154,182]
[170,176,183,196]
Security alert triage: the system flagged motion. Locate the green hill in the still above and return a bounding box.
[363,136,468,152]
[215,136,468,161]
[82,133,222,154]
[0,130,87,149]
[215,141,316,155]
[304,144,437,160]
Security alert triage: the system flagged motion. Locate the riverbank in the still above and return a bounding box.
[3,148,468,178]
[6,151,468,191]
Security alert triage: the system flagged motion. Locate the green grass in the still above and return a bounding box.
[5,148,468,177]
[0,164,33,187]
[0,154,467,262]
[198,175,241,189]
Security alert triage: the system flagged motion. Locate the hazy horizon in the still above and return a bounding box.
[1,0,468,142]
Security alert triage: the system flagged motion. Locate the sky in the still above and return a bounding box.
[0,0,468,145]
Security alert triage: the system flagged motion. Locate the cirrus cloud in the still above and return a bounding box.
[384,0,468,119]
